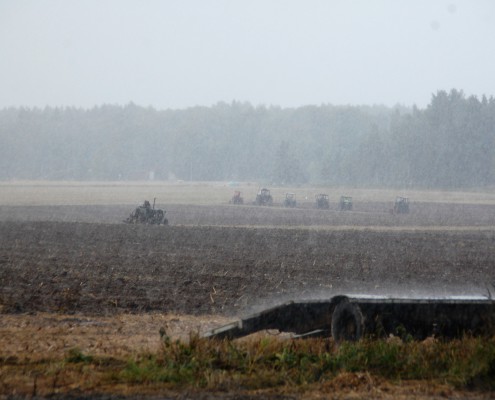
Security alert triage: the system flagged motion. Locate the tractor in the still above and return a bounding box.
[255,188,273,206]
[394,196,410,214]
[315,194,330,209]
[339,196,353,211]
[124,199,168,225]
[230,191,243,205]
[284,193,297,208]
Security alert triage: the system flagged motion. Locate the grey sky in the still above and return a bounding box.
[1,0,494,109]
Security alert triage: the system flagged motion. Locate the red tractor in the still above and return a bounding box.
[230,191,244,205]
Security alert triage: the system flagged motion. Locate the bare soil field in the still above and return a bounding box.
[2,214,495,317]
[1,183,495,399]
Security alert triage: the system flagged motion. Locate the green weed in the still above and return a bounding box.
[65,347,93,364]
[109,335,495,391]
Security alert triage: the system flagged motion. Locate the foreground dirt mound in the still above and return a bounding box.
[1,219,494,316]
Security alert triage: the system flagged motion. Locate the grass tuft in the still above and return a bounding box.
[5,336,495,396]
[110,335,495,391]
[65,347,94,364]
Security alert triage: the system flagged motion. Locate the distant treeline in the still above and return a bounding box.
[1,89,494,188]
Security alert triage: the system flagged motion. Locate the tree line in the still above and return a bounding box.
[1,89,494,189]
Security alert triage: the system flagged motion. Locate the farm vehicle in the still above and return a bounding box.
[283,193,297,208]
[394,196,410,214]
[339,196,353,211]
[230,191,244,205]
[315,194,330,209]
[255,188,273,206]
[124,199,168,225]
[203,294,495,342]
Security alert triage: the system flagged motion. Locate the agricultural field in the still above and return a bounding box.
[1,181,495,399]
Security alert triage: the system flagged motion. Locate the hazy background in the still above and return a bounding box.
[1,0,494,109]
[1,1,494,187]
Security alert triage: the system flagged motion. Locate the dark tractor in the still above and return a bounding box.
[230,191,243,205]
[339,196,353,211]
[394,196,410,214]
[124,199,168,225]
[315,193,330,209]
[255,188,273,206]
[284,192,297,208]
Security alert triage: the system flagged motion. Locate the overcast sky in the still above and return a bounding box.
[0,0,494,109]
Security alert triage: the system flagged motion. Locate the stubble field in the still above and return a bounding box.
[1,181,495,399]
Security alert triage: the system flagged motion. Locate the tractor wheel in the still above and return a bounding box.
[136,209,147,223]
[331,300,364,342]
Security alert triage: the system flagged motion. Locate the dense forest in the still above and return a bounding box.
[1,89,494,189]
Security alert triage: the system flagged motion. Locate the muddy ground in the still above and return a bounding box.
[2,199,495,227]
[1,200,495,399]
[2,202,495,317]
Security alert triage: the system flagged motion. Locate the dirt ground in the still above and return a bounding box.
[2,193,495,399]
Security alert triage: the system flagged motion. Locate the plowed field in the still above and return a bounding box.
[2,186,495,399]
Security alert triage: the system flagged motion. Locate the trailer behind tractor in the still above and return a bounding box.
[203,294,495,342]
